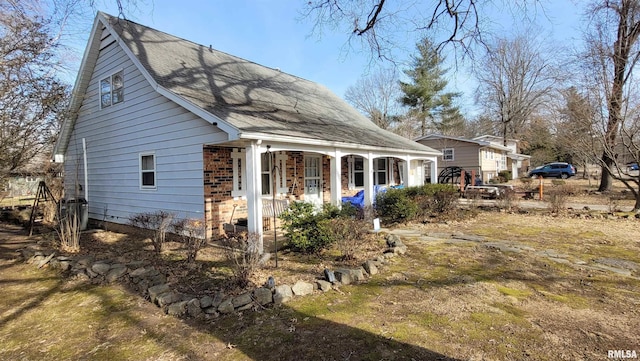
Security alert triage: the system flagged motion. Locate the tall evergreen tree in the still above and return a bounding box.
[400,37,461,136]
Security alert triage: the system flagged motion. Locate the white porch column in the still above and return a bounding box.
[364,153,374,206]
[430,157,438,184]
[330,149,342,206]
[403,156,411,186]
[245,141,264,253]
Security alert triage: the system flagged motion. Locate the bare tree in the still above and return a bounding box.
[301,0,541,61]
[344,67,403,130]
[475,32,559,146]
[581,0,640,192]
[556,87,600,179]
[0,0,70,186]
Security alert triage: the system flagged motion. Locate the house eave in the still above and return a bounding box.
[238,132,441,158]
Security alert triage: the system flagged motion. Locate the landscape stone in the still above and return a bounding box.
[156,291,181,307]
[58,260,73,271]
[392,245,407,255]
[204,306,218,315]
[129,267,149,277]
[316,280,332,292]
[232,292,253,309]
[383,252,395,259]
[334,269,352,285]
[211,292,225,308]
[291,280,314,296]
[273,285,293,304]
[363,260,378,275]
[323,268,336,283]
[217,298,234,314]
[386,234,402,247]
[91,262,111,275]
[186,299,202,317]
[253,287,273,305]
[75,255,94,266]
[148,284,171,303]
[167,301,187,316]
[199,295,213,309]
[106,266,128,283]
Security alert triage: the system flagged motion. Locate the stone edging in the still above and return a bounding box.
[17,234,408,319]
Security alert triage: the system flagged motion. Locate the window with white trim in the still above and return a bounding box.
[100,70,124,108]
[261,153,272,195]
[231,149,245,197]
[140,153,156,189]
[373,158,387,186]
[347,156,365,189]
[442,148,454,161]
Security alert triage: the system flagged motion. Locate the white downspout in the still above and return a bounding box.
[82,138,88,201]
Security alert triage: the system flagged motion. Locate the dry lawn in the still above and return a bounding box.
[1,185,639,360]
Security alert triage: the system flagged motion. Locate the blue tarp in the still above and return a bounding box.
[341,185,392,208]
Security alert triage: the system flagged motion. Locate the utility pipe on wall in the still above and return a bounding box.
[82,138,88,201]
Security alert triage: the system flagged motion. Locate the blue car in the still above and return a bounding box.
[528,162,576,179]
[628,163,639,171]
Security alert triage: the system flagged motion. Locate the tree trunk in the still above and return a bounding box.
[598,153,614,192]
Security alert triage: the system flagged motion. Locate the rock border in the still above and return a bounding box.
[16,233,409,320]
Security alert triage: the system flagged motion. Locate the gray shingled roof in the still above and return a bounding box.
[104,13,437,154]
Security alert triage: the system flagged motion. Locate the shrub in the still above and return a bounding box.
[172,218,207,263]
[326,218,370,261]
[498,170,512,182]
[496,188,519,211]
[129,210,174,254]
[546,185,572,213]
[280,201,335,253]
[375,188,419,223]
[220,232,261,288]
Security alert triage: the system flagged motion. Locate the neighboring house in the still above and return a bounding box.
[472,135,531,179]
[415,134,530,183]
[52,12,440,250]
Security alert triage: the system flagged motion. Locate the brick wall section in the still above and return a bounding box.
[203,148,391,236]
[203,146,248,237]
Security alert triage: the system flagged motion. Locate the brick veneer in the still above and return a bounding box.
[203,146,403,237]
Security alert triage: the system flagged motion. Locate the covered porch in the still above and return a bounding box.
[203,140,439,252]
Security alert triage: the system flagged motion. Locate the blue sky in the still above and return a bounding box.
[70,0,582,115]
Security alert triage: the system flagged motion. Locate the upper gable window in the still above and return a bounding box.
[100,70,124,108]
[443,148,454,161]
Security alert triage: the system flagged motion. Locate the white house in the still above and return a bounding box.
[53,12,440,251]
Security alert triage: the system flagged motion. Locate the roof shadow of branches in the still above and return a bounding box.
[107,14,431,152]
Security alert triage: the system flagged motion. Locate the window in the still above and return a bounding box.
[100,70,124,108]
[373,158,387,186]
[261,153,272,195]
[231,149,286,198]
[140,153,156,189]
[231,149,245,197]
[348,156,365,189]
[442,148,454,161]
[398,161,405,185]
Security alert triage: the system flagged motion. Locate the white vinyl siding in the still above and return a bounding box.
[63,30,225,224]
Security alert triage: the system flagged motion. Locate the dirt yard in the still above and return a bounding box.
[0,179,639,360]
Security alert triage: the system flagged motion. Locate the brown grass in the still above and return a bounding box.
[1,186,639,360]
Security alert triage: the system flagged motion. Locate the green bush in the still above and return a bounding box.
[375,188,419,223]
[498,170,512,182]
[280,201,341,254]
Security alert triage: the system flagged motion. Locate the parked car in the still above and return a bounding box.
[528,162,576,179]
[627,162,639,171]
